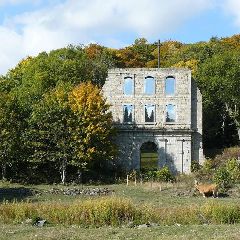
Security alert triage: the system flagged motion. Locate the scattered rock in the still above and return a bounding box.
[136,222,158,229]
[32,217,47,227]
[137,224,149,229]
[47,187,114,196]
[35,220,46,227]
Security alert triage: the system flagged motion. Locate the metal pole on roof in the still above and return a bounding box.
[158,39,160,69]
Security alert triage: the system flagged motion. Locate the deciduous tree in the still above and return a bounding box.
[0,94,22,179]
[197,50,240,142]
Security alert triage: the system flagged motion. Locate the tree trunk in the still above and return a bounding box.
[61,161,67,185]
[238,128,240,144]
[1,163,6,180]
[77,170,82,184]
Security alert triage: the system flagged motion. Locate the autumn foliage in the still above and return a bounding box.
[69,82,116,169]
[0,35,240,183]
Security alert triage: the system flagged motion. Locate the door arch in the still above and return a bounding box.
[140,141,158,171]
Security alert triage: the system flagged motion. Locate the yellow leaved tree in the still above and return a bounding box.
[69,82,117,173]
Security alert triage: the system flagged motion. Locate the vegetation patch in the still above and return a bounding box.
[1,197,240,226]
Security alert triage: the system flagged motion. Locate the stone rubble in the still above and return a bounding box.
[47,187,115,196]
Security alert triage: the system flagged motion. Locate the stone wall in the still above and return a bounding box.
[102,68,203,173]
[115,130,192,173]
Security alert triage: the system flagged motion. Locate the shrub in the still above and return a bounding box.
[155,167,174,182]
[127,170,139,181]
[203,159,214,171]
[193,159,214,182]
[202,202,240,224]
[225,158,240,183]
[212,158,240,190]
[143,170,156,181]
[194,149,240,187]
[213,147,240,168]
[142,167,174,182]
[213,167,232,189]
[191,160,201,172]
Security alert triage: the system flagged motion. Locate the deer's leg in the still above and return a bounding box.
[212,191,215,198]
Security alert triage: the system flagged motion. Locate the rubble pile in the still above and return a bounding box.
[47,187,114,196]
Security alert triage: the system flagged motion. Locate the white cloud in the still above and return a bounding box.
[0,0,218,74]
[224,0,240,26]
[0,0,40,6]
[0,26,23,75]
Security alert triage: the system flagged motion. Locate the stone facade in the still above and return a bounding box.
[102,68,203,173]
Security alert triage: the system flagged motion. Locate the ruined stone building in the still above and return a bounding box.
[102,68,203,173]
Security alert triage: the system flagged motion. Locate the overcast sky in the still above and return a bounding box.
[0,0,240,75]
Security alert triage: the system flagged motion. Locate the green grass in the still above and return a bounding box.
[1,224,240,240]
[1,181,240,239]
[1,181,240,207]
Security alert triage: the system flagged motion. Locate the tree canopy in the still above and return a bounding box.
[0,35,240,182]
[0,45,116,182]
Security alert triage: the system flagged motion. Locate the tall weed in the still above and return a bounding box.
[1,198,240,226]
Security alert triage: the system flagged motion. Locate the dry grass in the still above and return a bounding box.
[0,197,142,226]
[1,196,240,226]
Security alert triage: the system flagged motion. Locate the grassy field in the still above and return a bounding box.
[1,180,240,239]
[1,180,239,207]
[1,223,240,240]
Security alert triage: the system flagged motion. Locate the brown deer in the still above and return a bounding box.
[194,180,218,198]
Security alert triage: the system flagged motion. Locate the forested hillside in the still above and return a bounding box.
[0,35,239,182]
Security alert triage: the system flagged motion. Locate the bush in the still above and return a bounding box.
[142,167,174,182]
[203,159,214,171]
[127,170,139,181]
[225,158,240,183]
[213,147,240,168]
[143,170,156,181]
[202,202,240,224]
[194,148,240,188]
[193,159,214,182]
[155,167,174,182]
[191,160,201,172]
[212,158,240,190]
[213,167,232,189]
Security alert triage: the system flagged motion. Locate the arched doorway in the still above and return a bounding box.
[140,141,158,171]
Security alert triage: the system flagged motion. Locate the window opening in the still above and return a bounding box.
[123,105,133,122]
[165,76,175,95]
[144,76,155,95]
[124,77,134,95]
[166,104,176,122]
[145,104,155,122]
